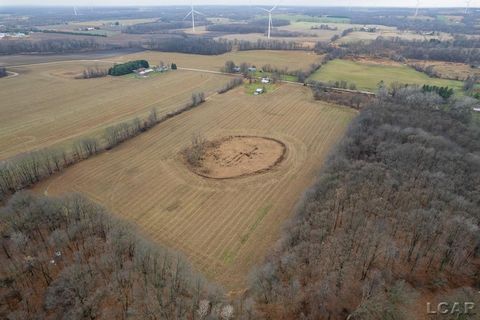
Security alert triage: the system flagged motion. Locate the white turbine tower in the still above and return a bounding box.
[414,0,420,17]
[261,3,279,39]
[184,4,204,33]
[465,0,471,14]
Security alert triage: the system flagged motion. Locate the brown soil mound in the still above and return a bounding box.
[187,136,286,179]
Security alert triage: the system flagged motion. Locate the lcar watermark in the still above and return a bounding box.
[427,302,476,316]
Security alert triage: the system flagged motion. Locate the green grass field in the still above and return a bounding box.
[309,59,466,93]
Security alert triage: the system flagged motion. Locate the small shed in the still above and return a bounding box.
[254,88,264,95]
[139,68,154,75]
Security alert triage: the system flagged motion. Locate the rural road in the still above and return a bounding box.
[178,67,229,75]
[5,58,376,96]
[178,67,376,95]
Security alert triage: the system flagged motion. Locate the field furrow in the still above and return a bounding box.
[35,84,357,291]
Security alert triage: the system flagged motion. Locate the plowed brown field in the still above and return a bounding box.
[109,50,322,73]
[0,61,228,159]
[35,84,357,291]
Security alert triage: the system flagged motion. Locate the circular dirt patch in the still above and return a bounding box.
[186,136,286,179]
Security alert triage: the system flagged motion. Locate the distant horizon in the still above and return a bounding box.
[2,5,480,8]
[1,1,479,9]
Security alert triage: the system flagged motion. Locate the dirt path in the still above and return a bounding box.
[2,71,19,79]
[178,67,376,95]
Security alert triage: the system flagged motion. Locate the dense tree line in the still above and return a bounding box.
[218,77,243,94]
[206,19,289,34]
[39,29,107,37]
[422,84,454,99]
[0,38,103,55]
[251,18,290,27]
[250,88,480,319]
[146,38,232,55]
[206,23,266,34]
[0,35,232,56]
[108,60,149,76]
[308,79,376,109]
[0,192,231,319]
[236,39,307,51]
[408,62,440,78]
[341,37,480,65]
[350,14,480,35]
[308,79,358,91]
[76,66,109,79]
[123,21,201,34]
[464,75,479,93]
[310,84,373,109]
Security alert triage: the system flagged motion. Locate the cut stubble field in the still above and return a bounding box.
[0,60,229,160]
[110,50,322,73]
[35,84,357,291]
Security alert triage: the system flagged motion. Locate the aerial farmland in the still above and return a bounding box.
[1,4,479,319]
[35,84,356,289]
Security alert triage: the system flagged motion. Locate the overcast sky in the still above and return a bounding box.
[1,0,478,8]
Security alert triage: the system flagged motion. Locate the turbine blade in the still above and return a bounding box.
[183,11,192,20]
[271,0,283,11]
[194,10,205,16]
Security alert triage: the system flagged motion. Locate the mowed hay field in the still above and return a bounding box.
[309,59,465,92]
[110,50,322,72]
[0,60,229,159]
[36,84,357,290]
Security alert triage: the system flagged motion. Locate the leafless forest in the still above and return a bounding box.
[249,87,480,319]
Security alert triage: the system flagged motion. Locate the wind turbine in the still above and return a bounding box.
[260,3,279,39]
[414,0,420,17]
[184,4,204,33]
[465,0,471,14]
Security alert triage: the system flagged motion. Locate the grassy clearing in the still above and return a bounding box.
[309,59,466,93]
[244,82,278,95]
[253,70,298,82]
